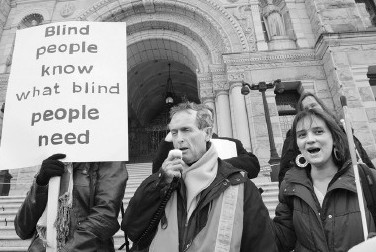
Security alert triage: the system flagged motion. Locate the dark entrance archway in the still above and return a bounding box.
[128,59,199,163]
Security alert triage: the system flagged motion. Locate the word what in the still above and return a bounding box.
[31,105,99,126]
[16,83,60,101]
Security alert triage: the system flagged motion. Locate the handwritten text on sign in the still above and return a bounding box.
[0,22,128,170]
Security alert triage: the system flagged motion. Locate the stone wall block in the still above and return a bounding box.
[254,141,271,160]
[348,107,368,122]
[362,44,376,50]
[352,121,374,146]
[359,87,375,102]
[348,51,376,65]
[331,45,362,52]
[315,81,331,94]
[251,102,265,117]
[271,121,281,139]
[333,52,349,67]
[364,145,376,161]
[341,80,357,88]
[321,9,349,20]
[337,68,353,82]
[343,87,362,107]
[331,23,357,32]
[253,116,268,137]
[268,103,278,117]
[372,129,376,147]
[322,0,355,9]
[366,108,376,123]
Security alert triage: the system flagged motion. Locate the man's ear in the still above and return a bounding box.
[203,127,213,141]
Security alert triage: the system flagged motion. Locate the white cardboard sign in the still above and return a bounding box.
[211,139,237,159]
[0,21,128,170]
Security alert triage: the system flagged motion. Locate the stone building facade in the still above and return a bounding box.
[0,0,376,178]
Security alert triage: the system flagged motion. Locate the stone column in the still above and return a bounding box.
[249,1,268,51]
[282,0,309,48]
[202,97,218,134]
[215,90,233,137]
[229,82,251,150]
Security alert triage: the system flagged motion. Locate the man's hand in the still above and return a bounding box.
[160,150,185,184]
[36,153,66,186]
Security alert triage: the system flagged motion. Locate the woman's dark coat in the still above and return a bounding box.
[14,162,128,252]
[273,162,376,252]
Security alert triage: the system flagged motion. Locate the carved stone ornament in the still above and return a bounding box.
[200,89,214,98]
[60,2,76,18]
[227,72,245,82]
[213,81,229,91]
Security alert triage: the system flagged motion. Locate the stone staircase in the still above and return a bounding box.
[0,163,279,251]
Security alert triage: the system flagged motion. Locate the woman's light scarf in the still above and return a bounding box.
[36,162,73,251]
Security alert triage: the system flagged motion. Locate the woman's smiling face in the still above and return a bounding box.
[296,115,335,169]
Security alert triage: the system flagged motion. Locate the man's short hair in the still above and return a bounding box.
[169,102,214,129]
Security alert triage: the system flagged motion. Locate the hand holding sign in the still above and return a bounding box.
[36,154,66,186]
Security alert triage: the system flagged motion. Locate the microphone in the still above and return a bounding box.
[168,149,182,160]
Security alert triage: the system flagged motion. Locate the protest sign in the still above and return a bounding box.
[211,138,237,159]
[0,21,128,170]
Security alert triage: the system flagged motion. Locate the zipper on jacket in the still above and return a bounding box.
[181,178,231,251]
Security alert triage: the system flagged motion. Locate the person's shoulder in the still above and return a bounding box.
[218,159,246,180]
[216,136,241,144]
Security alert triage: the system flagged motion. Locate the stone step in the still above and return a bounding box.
[0,193,136,209]
[0,229,129,247]
[0,245,128,252]
[0,200,132,227]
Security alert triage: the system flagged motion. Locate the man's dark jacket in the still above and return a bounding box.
[152,136,260,179]
[122,159,276,252]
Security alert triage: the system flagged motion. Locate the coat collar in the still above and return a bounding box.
[283,160,356,194]
[195,159,247,211]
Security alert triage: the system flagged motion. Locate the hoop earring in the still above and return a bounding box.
[295,154,308,168]
[333,147,340,162]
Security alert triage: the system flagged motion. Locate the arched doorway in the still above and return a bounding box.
[128,58,200,162]
[78,0,248,162]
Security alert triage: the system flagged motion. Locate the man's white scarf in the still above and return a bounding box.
[182,143,218,222]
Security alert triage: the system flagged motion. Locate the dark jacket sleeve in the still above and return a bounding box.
[67,162,128,249]
[279,130,296,186]
[152,140,174,174]
[121,172,168,242]
[217,137,260,179]
[354,135,375,169]
[14,179,48,239]
[272,181,297,252]
[241,179,278,252]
